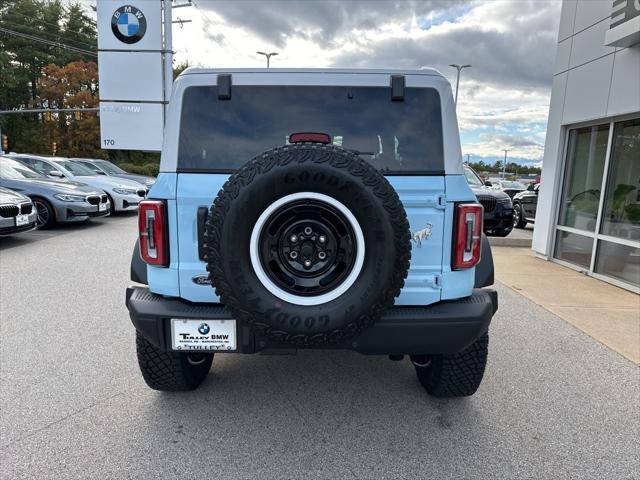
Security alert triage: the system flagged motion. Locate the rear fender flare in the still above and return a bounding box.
[474,234,494,288]
[131,240,148,285]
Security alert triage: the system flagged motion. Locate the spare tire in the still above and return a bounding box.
[205,143,410,346]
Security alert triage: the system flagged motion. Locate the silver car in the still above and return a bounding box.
[72,158,156,188]
[10,154,147,213]
[0,157,110,228]
[0,186,38,235]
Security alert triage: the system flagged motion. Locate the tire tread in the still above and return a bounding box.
[416,332,489,397]
[204,143,411,346]
[135,332,212,391]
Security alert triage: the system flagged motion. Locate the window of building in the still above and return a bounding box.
[557,124,609,232]
[599,118,640,242]
[554,117,640,290]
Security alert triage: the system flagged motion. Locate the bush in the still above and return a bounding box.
[119,162,159,177]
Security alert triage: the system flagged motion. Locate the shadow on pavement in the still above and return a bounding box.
[140,350,483,466]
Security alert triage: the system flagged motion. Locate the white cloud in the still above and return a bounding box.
[89,0,562,165]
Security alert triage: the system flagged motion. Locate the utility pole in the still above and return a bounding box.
[257,51,278,68]
[465,153,471,164]
[449,64,471,107]
[503,149,510,178]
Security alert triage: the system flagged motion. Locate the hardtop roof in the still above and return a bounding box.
[180,67,444,78]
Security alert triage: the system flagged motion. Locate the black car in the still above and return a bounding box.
[512,183,539,228]
[464,166,514,237]
[492,179,526,199]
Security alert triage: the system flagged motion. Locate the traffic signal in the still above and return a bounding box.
[52,142,57,155]
[1,134,7,152]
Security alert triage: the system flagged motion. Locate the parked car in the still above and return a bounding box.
[464,165,514,237]
[0,156,110,228]
[0,186,37,235]
[491,179,526,199]
[9,154,148,213]
[512,183,539,228]
[72,158,155,188]
[126,68,498,398]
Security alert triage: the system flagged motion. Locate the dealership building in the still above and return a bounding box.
[533,0,640,292]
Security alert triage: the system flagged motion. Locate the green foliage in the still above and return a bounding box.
[0,0,98,154]
[173,60,190,79]
[467,160,541,176]
[119,162,160,177]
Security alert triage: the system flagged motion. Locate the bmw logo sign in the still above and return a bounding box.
[198,323,210,335]
[111,5,147,44]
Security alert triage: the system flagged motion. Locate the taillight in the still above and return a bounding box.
[289,132,332,144]
[452,203,483,270]
[138,200,168,266]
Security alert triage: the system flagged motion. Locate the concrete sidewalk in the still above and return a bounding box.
[488,225,533,248]
[493,247,640,364]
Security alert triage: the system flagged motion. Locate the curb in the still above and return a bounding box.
[488,236,532,248]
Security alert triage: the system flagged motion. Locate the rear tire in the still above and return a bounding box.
[412,332,489,398]
[135,331,214,391]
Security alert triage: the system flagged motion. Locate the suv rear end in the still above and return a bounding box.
[126,69,497,397]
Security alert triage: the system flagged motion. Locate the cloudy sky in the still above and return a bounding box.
[93,0,563,166]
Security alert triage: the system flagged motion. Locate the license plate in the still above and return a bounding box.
[99,203,107,212]
[15,214,29,226]
[171,319,236,351]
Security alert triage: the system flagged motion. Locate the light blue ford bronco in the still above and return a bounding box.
[126,68,497,397]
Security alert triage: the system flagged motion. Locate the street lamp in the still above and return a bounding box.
[502,149,511,178]
[449,64,471,106]
[257,51,278,68]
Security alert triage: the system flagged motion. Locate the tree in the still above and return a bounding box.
[36,61,102,157]
[60,2,97,65]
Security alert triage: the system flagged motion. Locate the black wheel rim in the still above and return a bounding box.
[34,200,49,227]
[258,199,358,297]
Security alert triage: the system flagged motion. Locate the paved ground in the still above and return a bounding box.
[489,225,533,248]
[494,246,640,364]
[1,215,639,479]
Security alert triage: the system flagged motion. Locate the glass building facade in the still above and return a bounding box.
[554,118,640,289]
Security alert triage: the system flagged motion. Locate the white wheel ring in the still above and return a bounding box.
[249,192,365,306]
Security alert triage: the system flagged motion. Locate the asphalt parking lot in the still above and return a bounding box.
[1,215,639,480]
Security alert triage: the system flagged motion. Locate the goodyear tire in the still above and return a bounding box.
[136,332,214,391]
[205,143,411,346]
[412,332,489,398]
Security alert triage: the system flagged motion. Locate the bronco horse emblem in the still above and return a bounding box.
[412,223,433,247]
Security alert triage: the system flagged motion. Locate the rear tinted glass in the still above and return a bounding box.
[178,85,443,174]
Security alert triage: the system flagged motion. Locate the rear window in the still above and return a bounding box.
[178,85,443,174]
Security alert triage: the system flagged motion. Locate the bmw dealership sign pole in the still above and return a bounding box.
[97,1,172,151]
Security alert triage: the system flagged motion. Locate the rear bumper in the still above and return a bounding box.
[126,286,497,355]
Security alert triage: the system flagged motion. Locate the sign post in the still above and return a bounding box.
[97,1,171,151]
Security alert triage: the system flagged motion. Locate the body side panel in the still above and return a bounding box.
[146,173,180,296]
[440,174,477,300]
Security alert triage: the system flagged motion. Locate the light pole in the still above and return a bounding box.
[257,51,278,68]
[502,149,510,178]
[449,64,471,107]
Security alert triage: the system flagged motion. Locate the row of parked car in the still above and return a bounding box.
[0,153,155,236]
[462,165,539,236]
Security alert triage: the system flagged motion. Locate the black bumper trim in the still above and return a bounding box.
[126,287,497,355]
[0,222,37,235]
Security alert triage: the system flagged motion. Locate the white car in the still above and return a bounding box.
[11,154,148,212]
